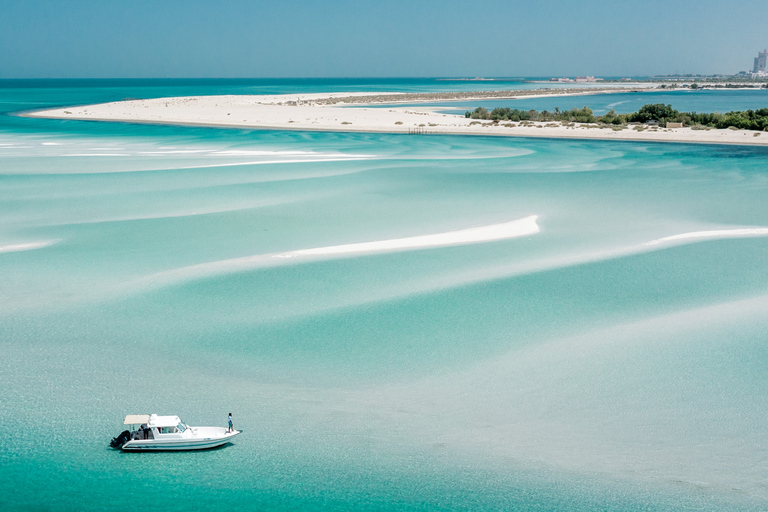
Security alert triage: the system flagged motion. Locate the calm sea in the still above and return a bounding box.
[406,88,768,115]
[2,79,768,511]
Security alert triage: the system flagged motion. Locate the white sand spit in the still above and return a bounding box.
[278,216,540,258]
[0,240,57,253]
[142,216,540,288]
[644,227,768,246]
[25,91,768,147]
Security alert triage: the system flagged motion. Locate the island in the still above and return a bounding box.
[25,88,768,146]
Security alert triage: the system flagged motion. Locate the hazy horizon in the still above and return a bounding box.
[2,0,767,79]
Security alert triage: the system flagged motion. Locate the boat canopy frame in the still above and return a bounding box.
[124,414,150,425]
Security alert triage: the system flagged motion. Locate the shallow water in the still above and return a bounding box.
[2,80,768,511]
[418,88,768,115]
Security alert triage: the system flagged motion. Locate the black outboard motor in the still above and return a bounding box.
[110,430,131,448]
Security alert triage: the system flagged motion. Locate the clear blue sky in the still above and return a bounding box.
[1,0,767,78]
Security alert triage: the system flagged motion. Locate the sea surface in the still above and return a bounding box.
[416,88,768,116]
[2,79,768,511]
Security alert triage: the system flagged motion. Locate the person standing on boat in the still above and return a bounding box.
[228,413,233,433]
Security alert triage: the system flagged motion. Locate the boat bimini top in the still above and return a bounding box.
[124,414,150,425]
[123,414,183,427]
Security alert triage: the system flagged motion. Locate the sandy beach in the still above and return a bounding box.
[26,89,768,146]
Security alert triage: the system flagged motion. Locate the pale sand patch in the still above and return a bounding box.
[644,227,768,246]
[277,215,540,258]
[0,240,57,253]
[141,216,540,287]
[64,153,130,157]
[26,91,768,147]
[170,156,374,171]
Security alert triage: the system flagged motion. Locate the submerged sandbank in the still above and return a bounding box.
[0,240,57,253]
[142,216,541,287]
[644,227,768,246]
[279,216,540,258]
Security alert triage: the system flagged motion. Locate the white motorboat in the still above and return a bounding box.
[111,414,240,451]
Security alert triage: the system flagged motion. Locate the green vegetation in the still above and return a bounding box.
[464,106,596,123]
[465,104,768,131]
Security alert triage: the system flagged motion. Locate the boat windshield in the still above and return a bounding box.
[177,423,186,433]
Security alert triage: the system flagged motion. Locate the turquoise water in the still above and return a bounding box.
[2,80,768,511]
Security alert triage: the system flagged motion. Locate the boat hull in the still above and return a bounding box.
[121,430,240,452]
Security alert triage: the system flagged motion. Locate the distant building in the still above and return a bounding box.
[754,49,768,73]
[549,76,601,83]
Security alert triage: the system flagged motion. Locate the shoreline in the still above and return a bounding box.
[27,115,768,148]
[23,89,768,147]
[283,86,656,106]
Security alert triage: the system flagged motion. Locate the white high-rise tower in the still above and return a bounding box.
[754,49,768,73]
